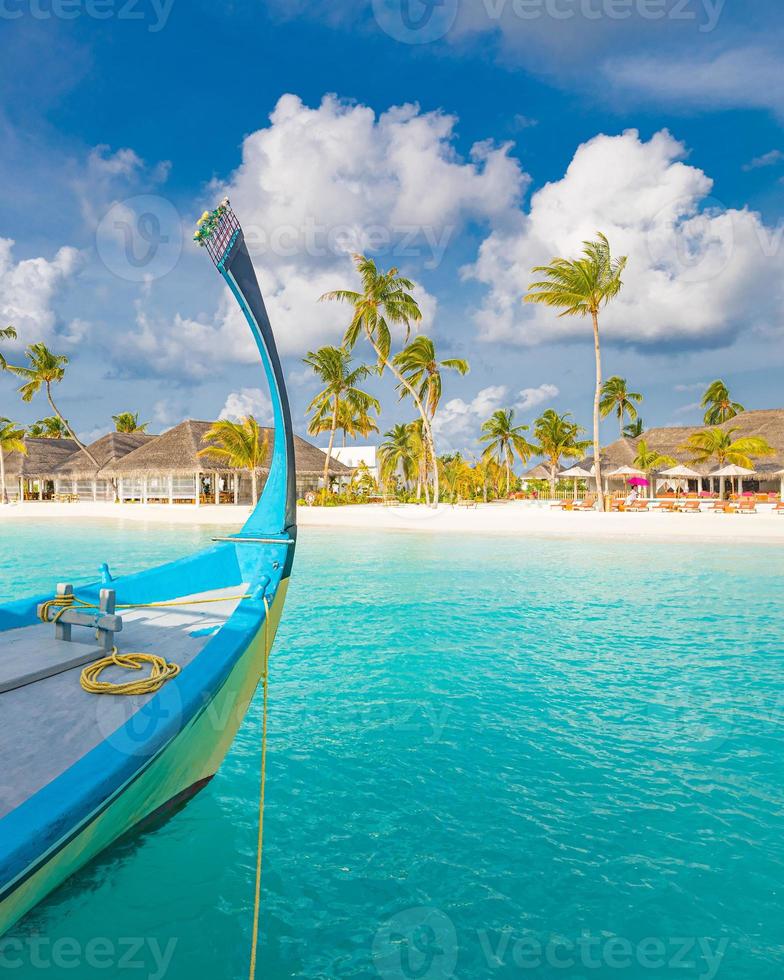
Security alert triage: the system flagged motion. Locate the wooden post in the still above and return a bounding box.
[54,583,73,642]
[195,472,200,507]
[92,479,98,502]
[168,474,174,505]
[97,589,116,652]
[118,478,124,503]
[233,472,239,505]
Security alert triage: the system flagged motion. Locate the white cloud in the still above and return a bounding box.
[432,384,508,452]
[743,149,784,171]
[0,238,82,347]
[74,145,171,227]
[466,128,784,348]
[125,93,516,375]
[516,382,559,411]
[605,47,784,117]
[674,381,708,392]
[220,387,273,423]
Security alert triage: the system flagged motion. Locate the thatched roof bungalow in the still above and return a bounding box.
[102,419,352,504]
[2,438,78,501]
[44,432,158,502]
[577,409,784,494]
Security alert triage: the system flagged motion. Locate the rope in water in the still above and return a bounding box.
[249,595,271,980]
[38,591,253,696]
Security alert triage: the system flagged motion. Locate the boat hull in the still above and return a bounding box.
[0,579,289,937]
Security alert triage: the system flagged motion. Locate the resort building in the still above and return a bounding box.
[319,445,379,481]
[574,410,784,495]
[3,420,352,504]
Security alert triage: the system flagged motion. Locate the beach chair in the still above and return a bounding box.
[737,499,757,515]
[709,500,733,514]
[653,501,677,512]
[551,500,575,510]
[573,495,596,511]
[629,500,650,512]
[680,500,702,513]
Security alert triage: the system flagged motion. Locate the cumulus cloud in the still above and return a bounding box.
[0,238,82,347]
[516,382,559,411]
[432,384,508,452]
[466,128,784,348]
[125,93,516,375]
[74,144,171,228]
[220,388,273,423]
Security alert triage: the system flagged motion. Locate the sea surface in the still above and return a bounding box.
[1,520,783,980]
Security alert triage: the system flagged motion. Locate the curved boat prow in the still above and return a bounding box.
[196,200,297,545]
[0,202,297,937]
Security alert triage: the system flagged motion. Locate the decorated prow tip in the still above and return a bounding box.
[193,196,241,269]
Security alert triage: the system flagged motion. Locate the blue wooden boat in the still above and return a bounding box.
[0,202,296,936]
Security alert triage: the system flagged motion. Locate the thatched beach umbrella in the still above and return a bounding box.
[659,463,703,495]
[559,463,593,500]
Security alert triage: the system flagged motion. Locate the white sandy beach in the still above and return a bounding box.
[1,500,783,543]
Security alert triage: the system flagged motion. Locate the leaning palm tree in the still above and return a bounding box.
[0,418,26,504]
[524,233,627,511]
[27,416,70,439]
[3,343,99,466]
[623,418,644,439]
[533,409,591,493]
[112,412,149,433]
[320,256,443,504]
[0,326,17,369]
[392,335,469,418]
[480,409,536,495]
[303,346,380,498]
[701,380,745,425]
[378,422,417,492]
[633,440,677,497]
[600,376,642,438]
[197,416,269,506]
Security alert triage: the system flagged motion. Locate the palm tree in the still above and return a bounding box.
[439,453,473,503]
[3,343,99,466]
[378,422,417,491]
[533,409,591,493]
[392,335,469,418]
[632,440,676,497]
[680,427,774,469]
[27,416,70,439]
[0,418,26,504]
[600,376,642,438]
[303,346,380,498]
[701,380,745,425]
[524,233,627,511]
[480,409,535,495]
[0,326,17,369]
[623,418,644,439]
[320,255,443,504]
[197,416,269,506]
[334,396,379,447]
[112,412,149,433]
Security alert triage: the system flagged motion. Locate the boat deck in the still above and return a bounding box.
[0,585,248,819]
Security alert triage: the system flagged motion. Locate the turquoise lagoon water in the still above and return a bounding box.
[2,520,783,979]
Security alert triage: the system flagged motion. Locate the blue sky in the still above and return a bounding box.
[1,0,783,454]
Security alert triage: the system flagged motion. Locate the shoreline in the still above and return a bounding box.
[1,500,783,544]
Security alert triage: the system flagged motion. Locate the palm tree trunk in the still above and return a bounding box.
[0,446,6,504]
[322,400,339,502]
[591,312,605,511]
[251,469,258,507]
[550,461,556,496]
[46,383,100,467]
[505,457,511,495]
[370,336,439,506]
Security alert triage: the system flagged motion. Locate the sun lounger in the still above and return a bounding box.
[627,500,650,512]
[573,496,596,511]
[680,500,702,513]
[653,501,677,511]
[737,499,757,514]
[709,501,733,513]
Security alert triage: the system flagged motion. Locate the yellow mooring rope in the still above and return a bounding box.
[38,591,252,696]
[249,595,271,980]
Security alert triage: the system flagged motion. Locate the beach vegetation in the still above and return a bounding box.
[480,409,536,495]
[600,376,643,437]
[701,380,745,425]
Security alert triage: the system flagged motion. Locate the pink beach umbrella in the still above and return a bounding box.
[627,477,649,487]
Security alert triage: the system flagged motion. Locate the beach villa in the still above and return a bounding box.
[4,419,352,504]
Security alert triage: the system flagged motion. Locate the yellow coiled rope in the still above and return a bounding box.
[38,591,252,696]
